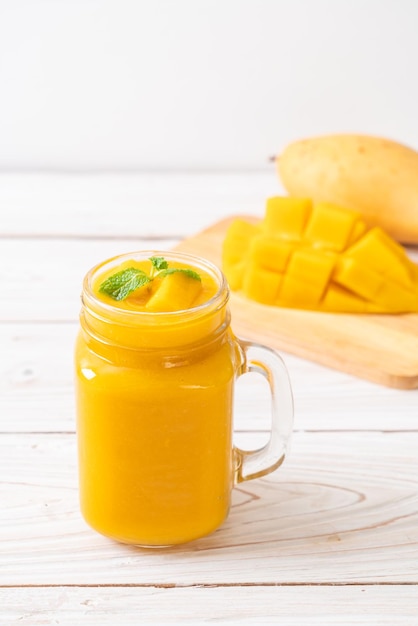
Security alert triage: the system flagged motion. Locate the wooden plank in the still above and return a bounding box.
[0,172,270,237]
[1,585,417,625]
[175,217,418,389]
[2,323,418,434]
[0,323,78,433]
[2,432,418,585]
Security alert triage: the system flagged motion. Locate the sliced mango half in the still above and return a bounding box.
[222,198,418,313]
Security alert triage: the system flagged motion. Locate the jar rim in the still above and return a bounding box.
[82,250,229,322]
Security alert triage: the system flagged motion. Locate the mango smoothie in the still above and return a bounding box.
[75,252,241,546]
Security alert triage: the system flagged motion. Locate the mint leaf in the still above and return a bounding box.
[150,256,169,271]
[99,268,151,301]
[98,256,202,303]
[160,268,201,281]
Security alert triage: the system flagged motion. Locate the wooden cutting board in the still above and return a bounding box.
[175,216,418,390]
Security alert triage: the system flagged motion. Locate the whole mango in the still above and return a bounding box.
[277,134,418,244]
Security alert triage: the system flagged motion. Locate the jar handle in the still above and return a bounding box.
[234,340,294,484]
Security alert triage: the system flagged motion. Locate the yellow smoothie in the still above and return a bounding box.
[75,252,241,546]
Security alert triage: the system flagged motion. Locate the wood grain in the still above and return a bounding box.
[176,216,418,389]
[2,586,418,625]
[2,432,418,585]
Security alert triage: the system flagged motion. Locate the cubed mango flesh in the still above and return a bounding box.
[263,196,312,239]
[242,266,282,305]
[222,196,418,313]
[222,219,259,290]
[304,202,364,252]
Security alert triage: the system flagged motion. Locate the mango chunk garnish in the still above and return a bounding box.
[222,197,418,313]
[145,271,203,312]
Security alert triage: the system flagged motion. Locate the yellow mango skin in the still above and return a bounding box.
[278,134,418,244]
[222,197,418,314]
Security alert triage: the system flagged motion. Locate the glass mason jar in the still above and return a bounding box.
[75,251,293,547]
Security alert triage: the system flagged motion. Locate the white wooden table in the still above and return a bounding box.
[1,173,418,624]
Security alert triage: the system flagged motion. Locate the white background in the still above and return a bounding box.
[0,0,417,171]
